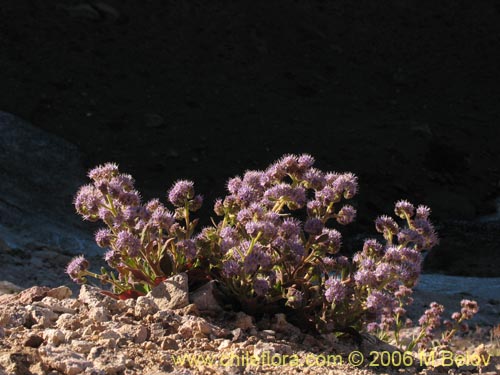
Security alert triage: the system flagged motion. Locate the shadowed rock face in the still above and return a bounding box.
[0,111,98,255]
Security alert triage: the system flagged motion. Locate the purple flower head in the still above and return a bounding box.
[88,163,119,182]
[223,195,239,211]
[220,226,239,253]
[151,206,175,230]
[366,322,380,333]
[245,220,277,240]
[304,217,324,235]
[287,240,305,258]
[103,249,120,266]
[177,239,197,260]
[363,239,384,254]
[227,177,242,194]
[315,186,341,205]
[451,312,461,321]
[265,163,286,181]
[115,231,141,257]
[460,299,479,319]
[394,285,413,299]
[74,184,102,221]
[168,180,195,207]
[297,154,315,170]
[107,179,124,198]
[397,228,424,248]
[336,205,356,225]
[243,171,266,191]
[264,183,283,202]
[243,251,260,274]
[374,263,392,282]
[320,228,342,254]
[145,198,161,212]
[110,212,125,229]
[66,255,89,283]
[375,215,399,240]
[412,218,439,249]
[361,258,375,269]
[118,191,141,206]
[111,174,135,192]
[303,168,326,190]
[333,255,350,268]
[98,206,114,223]
[366,291,394,314]
[264,184,306,209]
[95,228,113,248]
[384,246,421,267]
[279,218,301,239]
[222,260,240,277]
[236,185,257,204]
[288,187,307,209]
[264,212,281,226]
[324,277,347,304]
[214,198,225,216]
[395,200,415,219]
[306,199,323,217]
[321,256,336,270]
[418,302,444,328]
[253,278,269,296]
[332,172,358,199]
[189,194,203,212]
[396,263,420,286]
[325,172,340,185]
[276,154,300,175]
[220,226,237,239]
[415,205,431,220]
[354,269,377,287]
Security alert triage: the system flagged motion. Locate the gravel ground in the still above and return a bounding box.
[0,275,499,375]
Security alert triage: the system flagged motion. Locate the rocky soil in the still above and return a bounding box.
[1,274,499,375]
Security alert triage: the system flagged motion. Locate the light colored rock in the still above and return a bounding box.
[43,329,66,346]
[189,280,223,312]
[47,286,72,300]
[148,273,189,311]
[253,341,292,357]
[79,284,116,311]
[235,311,254,330]
[178,316,213,339]
[18,286,50,304]
[71,340,94,354]
[27,305,59,328]
[93,353,127,374]
[39,345,93,375]
[218,339,231,350]
[100,330,121,341]
[88,306,110,322]
[135,295,159,318]
[35,296,77,314]
[118,324,149,344]
[160,337,179,350]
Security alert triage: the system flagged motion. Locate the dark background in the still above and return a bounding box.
[1,0,500,276]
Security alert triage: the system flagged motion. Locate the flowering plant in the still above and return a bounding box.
[67,163,202,298]
[67,154,476,342]
[196,154,441,333]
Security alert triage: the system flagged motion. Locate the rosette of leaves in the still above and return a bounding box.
[67,163,202,298]
[196,154,360,328]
